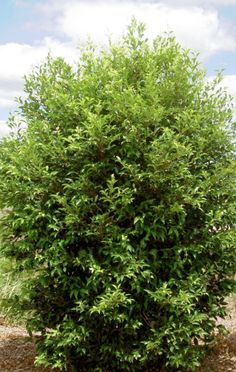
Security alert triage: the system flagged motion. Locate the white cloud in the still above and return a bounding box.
[1,0,236,123]
[208,75,236,117]
[221,75,236,109]
[0,120,10,138]
[158,0,236,5]
[34,0,236,8]
[54,2,235,57]
[0,38,78,119]
[0,95,18,109]
[0,38,77,81]
[223,76,236,122]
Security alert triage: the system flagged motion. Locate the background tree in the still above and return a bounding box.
[0,20,236,371]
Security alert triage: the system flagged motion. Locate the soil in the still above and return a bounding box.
[197,298,236,372]
[0,300,235,372]
[0,320,57,372]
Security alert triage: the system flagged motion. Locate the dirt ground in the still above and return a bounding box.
[0,321,51,372]
[197,298,236,372]
[0,300,236,372]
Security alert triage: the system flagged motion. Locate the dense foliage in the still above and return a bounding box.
[0,21,236,371]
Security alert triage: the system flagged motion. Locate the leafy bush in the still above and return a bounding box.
[0,20,236,371]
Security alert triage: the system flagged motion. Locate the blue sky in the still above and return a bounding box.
[0,0,236,136]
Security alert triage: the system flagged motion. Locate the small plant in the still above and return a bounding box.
[0,20,236,371]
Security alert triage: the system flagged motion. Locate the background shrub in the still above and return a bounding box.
[0,20,236,371]
[0,255,29,323]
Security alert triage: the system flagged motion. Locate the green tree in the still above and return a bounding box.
[0,20,236,371]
